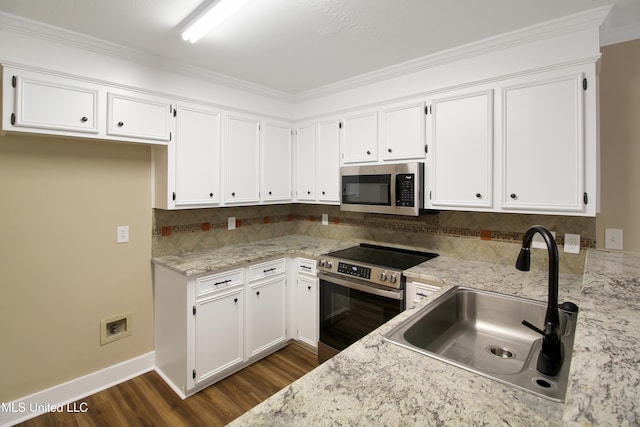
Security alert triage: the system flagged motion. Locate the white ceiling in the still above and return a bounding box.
[0,0,638,97]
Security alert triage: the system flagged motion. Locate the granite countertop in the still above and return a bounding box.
[226,249,640,426]
[151,235,354,276]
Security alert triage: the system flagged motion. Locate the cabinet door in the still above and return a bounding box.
[107,93,172,141]
[295,124,316,201]
[430,90,493,208]
[380,100,426,161]
[502,74,584,212]
[194,288,244,383]
[247,278,287,357]
[296,275,318,348]
[341,110,378,163]
[224,115,260,203]
[174,105,221,206]
[12,75,98,134]
[317,119,340,202]
[262,122,292,202]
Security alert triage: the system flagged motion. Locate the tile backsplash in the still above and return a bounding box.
[153,204,595,274]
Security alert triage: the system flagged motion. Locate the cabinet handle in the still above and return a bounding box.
[476,193,482,199]
[117,121,124,127]
[81,116,88,123]
[263,267,276,273]
[510,193,517,199]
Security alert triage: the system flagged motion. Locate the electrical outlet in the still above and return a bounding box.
[532,231,555,249]
[322,214,328,225]
[564,233,580,254]
[100,313,131,345]
[117,225,129,243]
[228,217,236,230]
[605,228,623,250]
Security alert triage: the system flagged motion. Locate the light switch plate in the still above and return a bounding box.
[228,217,236,230]
[605,228,623,250]
[532,231,555,249]
[117,226,129,243]
[322,214,328,225]
[564,233,580,254]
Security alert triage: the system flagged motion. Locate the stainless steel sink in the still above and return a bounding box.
[384,286,578,401]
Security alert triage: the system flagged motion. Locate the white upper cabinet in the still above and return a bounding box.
[107,92,173,142]
[295,123,316,201]
[262,122,292,202]
[501,73,585,213]
[380,100,426,161]
[428,90,493,208]
[341,109,378,164]
[174,104,221,207]
[224,114,261,204]
[316,118,340,202]
[10,74,99,134]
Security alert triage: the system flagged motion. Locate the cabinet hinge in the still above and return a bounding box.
[11,75,16,88]
[583,78,587,91]
[424,105,429,115]
[169,131,172,141]
[583,192,588,205]
[339,122,343,129]
[173,108,177,118]
[424,144,428,154]
[172,192,176,201]
[429,190,432,200]
[11,113,15,126]
[192,305,196,315]
[192,369,196,380]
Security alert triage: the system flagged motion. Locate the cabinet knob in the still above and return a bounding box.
[366,150,371,155]
[209,193,213,197]
[81,116,88,123]
[307,191,311,195]
[388,148,392,153]
[307,286,312,290]
[117,121,124,127]
[234,298,238,303]
[231,192,236,197]
[476,193,482,199]
[510,193,517,199]
[256,291,260,296]
[322,191,326,195]
[268,191,272,195]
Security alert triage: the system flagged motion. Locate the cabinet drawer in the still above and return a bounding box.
[196,269,244,297]
[298,258,317,275]
[248,258,286,282]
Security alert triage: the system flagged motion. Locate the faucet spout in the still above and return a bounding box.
[516,225,563,376]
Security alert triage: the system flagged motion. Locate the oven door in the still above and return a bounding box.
[318,272,404,362]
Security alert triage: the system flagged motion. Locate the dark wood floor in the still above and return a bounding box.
[18,343,319,427]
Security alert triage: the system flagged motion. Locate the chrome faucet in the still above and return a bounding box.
[516,225,563,376]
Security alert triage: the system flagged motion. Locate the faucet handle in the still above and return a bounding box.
[522,319,545,336]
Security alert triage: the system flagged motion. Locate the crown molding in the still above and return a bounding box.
[0,6,613,104]
[0,11,296,103]
[294,5,613,102]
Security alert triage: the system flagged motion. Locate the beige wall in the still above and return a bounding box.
[598,39,640,251]
[0,135,153,402]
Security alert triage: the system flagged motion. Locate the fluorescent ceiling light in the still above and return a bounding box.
[182,0,252,43]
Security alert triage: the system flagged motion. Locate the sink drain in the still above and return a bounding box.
[487,345,515,359]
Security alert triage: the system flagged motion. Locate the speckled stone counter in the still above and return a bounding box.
[151,235,353,276]
[228,249,640,426]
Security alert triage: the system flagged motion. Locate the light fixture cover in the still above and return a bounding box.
[182,0,252,43]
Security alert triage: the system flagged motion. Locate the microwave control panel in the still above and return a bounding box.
[396,174,415,207]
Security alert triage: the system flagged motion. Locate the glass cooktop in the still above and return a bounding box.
[327,244,438,271]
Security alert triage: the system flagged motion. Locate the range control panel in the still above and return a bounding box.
[317,257,403,289]
[337,262,371,279]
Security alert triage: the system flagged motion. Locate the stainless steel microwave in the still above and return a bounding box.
[340,162,424,216]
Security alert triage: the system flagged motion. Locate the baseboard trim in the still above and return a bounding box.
[0,351,155,427]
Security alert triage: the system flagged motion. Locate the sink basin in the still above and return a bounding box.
[384,286,578,401]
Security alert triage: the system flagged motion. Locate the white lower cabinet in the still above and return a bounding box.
[194,287,244,384]
[154,258,294,398]
[296,258,318,348]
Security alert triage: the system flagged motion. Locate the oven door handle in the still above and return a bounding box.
[318,272,403,300]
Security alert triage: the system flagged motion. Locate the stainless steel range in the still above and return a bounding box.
[317,244,438,363]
